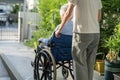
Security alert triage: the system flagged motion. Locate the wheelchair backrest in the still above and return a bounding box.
[49,33,72,48]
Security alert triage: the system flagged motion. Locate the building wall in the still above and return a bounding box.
[18,11,40,41]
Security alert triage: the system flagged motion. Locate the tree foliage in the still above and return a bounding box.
[11,4,20,13]
[99,0,120,53]
[38,0,67,32]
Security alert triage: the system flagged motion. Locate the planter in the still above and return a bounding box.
[113,74,120,80]
[104,60,120,80]
[94,60,105,75]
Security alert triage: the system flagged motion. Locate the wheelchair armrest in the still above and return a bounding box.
[38,38,49,45]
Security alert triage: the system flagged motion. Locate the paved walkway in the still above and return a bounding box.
[0,57,10,80]
[0,41,104,80]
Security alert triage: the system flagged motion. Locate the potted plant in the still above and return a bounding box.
[104,23,120,80]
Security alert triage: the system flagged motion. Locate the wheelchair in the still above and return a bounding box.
[32,33,74,80]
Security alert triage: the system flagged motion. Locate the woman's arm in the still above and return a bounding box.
[55,2,74,37]
[98,9,102,22]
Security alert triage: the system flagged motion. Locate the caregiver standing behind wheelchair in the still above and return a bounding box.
[55,0,102,80]
[39,3,73,45]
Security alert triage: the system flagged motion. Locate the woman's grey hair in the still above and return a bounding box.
[60,4,69,16]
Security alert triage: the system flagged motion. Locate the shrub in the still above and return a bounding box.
[98,0,120,54]
[104,23,120,62]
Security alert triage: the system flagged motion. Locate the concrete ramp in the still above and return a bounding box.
[0,41,35,80]
[0,57,10,80]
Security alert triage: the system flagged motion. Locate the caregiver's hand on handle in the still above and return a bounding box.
[55,29,61,38]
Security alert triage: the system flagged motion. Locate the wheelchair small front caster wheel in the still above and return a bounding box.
[62,67,69,79]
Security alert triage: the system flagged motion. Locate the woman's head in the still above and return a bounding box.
[60,4,68,17]
[60,4,73,20]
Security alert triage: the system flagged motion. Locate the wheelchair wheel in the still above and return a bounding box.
[62,66,69,79]
[69,60,74,79]
[36,49,56,80]
[33,53,39,80]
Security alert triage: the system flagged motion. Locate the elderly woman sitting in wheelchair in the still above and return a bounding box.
[32,4,73,80]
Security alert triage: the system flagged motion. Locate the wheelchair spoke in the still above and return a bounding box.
[40,71,45,80]
[39,56,44,65]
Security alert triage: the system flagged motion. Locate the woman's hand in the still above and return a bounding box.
[55,29,61,38]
